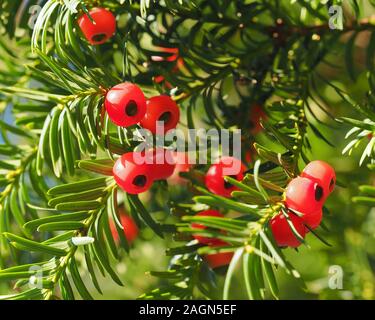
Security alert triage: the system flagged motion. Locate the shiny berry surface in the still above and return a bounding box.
[301,160,336,198]
[140,95,180,134]
[77,8,116,45]
[113,152,154,194]
[285,176,324,215]
[205,157,246,197]
[192,210,226,246]
[105,82,146,127]
[270,212,306,248]
[303,209,323,230]
[143,148,176,180]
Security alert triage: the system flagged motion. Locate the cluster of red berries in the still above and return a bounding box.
[205,156,247,198]
[110,209,139,244]
[78,8,116,45]
[192,210,233,269]
[105,82,180,133]
[106,84,181,193]
[270,160,336,248]
[113,150,192,194]
[78,9,181,131]
[78,9,191,193]
[113,148,175,194]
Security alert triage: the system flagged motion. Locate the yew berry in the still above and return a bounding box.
[285,176,324,216]
[270,212,306,248]
[151,47,184,89]
[143,148,176,180]
[304,209,323,231]
[113,152,154,194]
[110,210,139,244]
[204,250,233,269]
[192,210,227,246]
[301,160,336,199]
[105,82,147,127]
[140,95,180,134]
[151,47,179,62]
[245,150,252,163]
[154,75,169,85]
[167,152,192,185]
[77,8,116,45]
[205,157,246,197]
[249,104,267,135]
[154,76,173,90]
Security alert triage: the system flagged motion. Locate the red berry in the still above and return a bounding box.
[245,150,252,163]
[77,8,116,45]
[285,176,324,217]
[151,48,184,89]
[143,148,176,180]
[113,152,154,194]
[167,152,192,185]
[140,96,180,134]
[110,210,139,243]
[151,47,179,62]
[154,75,167,83]
[301,160,336,198]
[154,75,173,89]
[205,157,246,197]
[105,82,147,127]
[192,210,227,246]
[304,209,323,230]
[249,104,267,135]
[204,250,233,269]
[270,212,306,248]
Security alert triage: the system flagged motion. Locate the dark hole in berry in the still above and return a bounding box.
[315,185,324,201]
[224,175,237,189]
[158,111,172,124]
[91,33,107,43]
[125,101,138,117]
[329,178,335,191]
[248,120,255,129]
[133,175,147,187]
